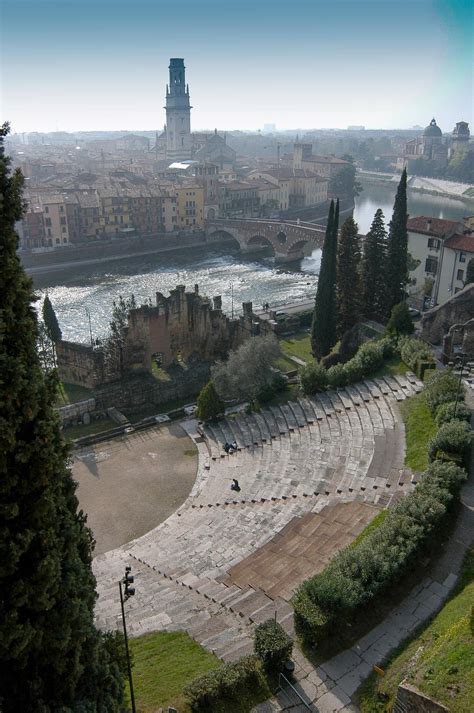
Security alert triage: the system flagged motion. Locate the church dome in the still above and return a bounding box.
[423,118,442,137]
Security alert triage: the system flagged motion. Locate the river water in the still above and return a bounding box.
[37,181,474,343]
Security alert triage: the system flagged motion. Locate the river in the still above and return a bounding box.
[37,181,474,343]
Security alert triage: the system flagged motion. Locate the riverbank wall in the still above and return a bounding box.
[358,171,474,203]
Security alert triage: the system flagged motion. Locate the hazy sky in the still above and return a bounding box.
[1,0,472,133]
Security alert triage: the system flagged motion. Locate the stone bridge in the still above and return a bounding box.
[205,218,326,263]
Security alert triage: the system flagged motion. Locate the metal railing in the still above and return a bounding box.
[278,672,313,710]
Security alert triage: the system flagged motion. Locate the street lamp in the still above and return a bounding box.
[119,565,136,713]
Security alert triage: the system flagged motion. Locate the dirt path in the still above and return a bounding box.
[73,423,197,555]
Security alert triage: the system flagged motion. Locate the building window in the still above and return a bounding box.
[45,206,49,213]
[457,269,464,281]
[427,238,440,250]
[62,226,66,233]
[424,256,438,275]
[459,252,466,263]
[45,218,51,227]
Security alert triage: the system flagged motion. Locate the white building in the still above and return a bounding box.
[407,216,474,306]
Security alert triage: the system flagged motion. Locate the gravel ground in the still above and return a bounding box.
[73,422,197,555]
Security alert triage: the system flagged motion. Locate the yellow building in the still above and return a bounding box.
[175,184,204,228]
[41,194,70,247]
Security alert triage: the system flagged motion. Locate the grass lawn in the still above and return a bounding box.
[63,417,115,441]
[56,381,93,406]
[399,392,437,472]
[356,548,474,713]
[127,631,221,712]
[279,332,313,363]
[122,394,199,423]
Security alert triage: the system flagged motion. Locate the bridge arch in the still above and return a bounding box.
[206,229,242,251]
[246,234,275,255]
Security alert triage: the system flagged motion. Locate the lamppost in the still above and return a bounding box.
[119,566,136,713]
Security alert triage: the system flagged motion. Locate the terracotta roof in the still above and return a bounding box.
[443,233,474,253]
[407,216,463,237]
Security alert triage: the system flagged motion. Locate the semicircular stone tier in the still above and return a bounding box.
[93,372,422,662]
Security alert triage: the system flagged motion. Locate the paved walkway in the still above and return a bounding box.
[254,394,474,712]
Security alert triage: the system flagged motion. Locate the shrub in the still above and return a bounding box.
[184,655,265,711]
[435,401,471,427]
[197,381,225,421]
[254,619,293,674]
[343,357,365,384]
[327,363,348,388]
[424,369,463,414]
[428,420,472,463]
[257,382,276,404]
[300,361,328,394]
[293,460,467,646]
[399,336,433,370]
[386,302,415,336]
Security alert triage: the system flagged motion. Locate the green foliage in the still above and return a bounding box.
[385,169,408,317]
[425,369,463,415]
[357,548,474,713]
[212,335,282,402]
[197,380,225,421]
[254,619,293,674]
[42,293,62,343]
[337,216,362,337]
[0,123,125,711]
[257,374,288,404]
[399,336,432,370]
[184,655,266,711]
[360,208,387,321]
[446,149,474,184]
[327,363,348,388]
[428,420,472,463]
[300,360,328,394]
[386,302,414,336]
[293,460,467,646]
[435,401,471,427]
[311,200,339,359]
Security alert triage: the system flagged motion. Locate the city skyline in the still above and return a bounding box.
[1,0,472,134]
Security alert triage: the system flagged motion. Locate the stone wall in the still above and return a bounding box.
[57,398,96,426]
[421,283,474,346]
[57,340,107,388]
[393,681,449,713]
[93,357,211,413]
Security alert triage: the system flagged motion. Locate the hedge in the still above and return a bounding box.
[184,655,265,711]
[435,400,472,427]
[428,420,472,464]
[300,337,394,395]
[424,369,463,414]
[254,619,293,674]
[300,361,328,394]
[399,336,433,371]
[293,460,467,646]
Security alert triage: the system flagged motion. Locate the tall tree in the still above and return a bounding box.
[329,156,362,201]
[336,216,362,337]
[465,257,474,286]
[311,200,339,358]
[385,168,408,316]
[360,209,387,321]
[42,294,62,343]
[0,123,125,711]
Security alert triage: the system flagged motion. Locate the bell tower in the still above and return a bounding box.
[165,58,192,161]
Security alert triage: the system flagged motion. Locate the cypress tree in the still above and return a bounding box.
[360,209,387,321]
[336,217,361,337]
[311,200,338,358]
[465,258,474,285]
[385,169,408,317]
[42,294,62,343]
[0,123,125,711]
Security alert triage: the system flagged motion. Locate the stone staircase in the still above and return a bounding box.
[93,373,422,661]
